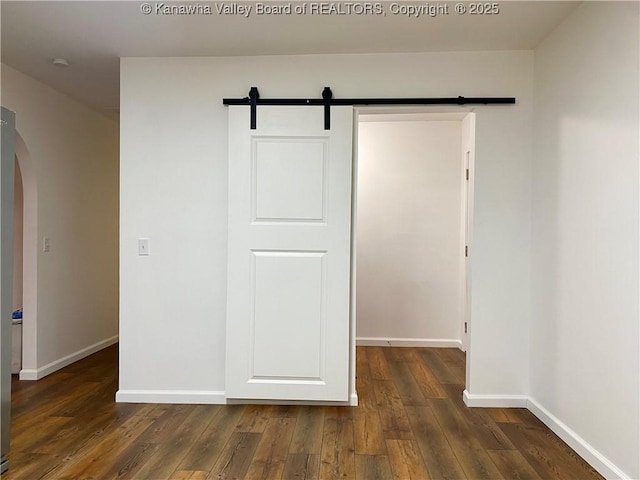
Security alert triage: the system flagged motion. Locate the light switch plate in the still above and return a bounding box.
[138,238,150,256]
[43,237,50,252]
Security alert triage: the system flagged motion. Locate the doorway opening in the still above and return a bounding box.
[353,110,475,387]
[13,132,37,380]
[11,158,23,374]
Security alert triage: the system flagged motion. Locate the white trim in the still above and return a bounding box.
[356,337,462,349]
[462,390,528,408]
[227,397,356,406]
[116,390,359,407]
[116,389,227,404]
[350,110,360,414]
[358,112,470,122]
[18,370,39,381]
[460,112,476,358]
[526,398,631,480]
[19,335,118,380]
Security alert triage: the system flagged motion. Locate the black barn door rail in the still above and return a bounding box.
[223,87,516,130]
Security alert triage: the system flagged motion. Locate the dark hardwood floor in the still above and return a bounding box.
[2,345,603,479]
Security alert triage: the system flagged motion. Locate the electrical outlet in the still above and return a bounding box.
[43,237,50,252]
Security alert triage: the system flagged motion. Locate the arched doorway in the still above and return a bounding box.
[11,158,23,373]
[13,132,37,378]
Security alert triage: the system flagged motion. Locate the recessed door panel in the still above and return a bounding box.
[253,139,327,223]
[251,251,326,380]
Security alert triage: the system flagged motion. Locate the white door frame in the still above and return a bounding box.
[351,107,476,388]
[460,112,476,359]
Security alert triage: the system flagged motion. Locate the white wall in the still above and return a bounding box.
[1,64,120,378]
[119,51,533,400]
[356,119,463,345]
[531,3,639,479]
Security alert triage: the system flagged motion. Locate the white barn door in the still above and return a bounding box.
[226,106,353,402]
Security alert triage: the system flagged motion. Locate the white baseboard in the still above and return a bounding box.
[116,390,359,407]
[462,391,630,479]
[356,337,462,349]
[462,389,528,408]
[526,397,631,480]
[116,389,227,404]
[18,370,37,380]
[19,335,119,381]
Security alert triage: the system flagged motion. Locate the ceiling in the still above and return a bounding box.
[1,1,580,119]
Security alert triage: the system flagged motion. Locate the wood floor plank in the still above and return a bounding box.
[486,407,526,423]
[442,346,466,366]
[283,453,320,480]
[10,373,105,420]
[429,398,505,479]
[290,406,325,454]
[355,348,380,411]
[124,404,216,480]
[244,417,296,480]
[169,470,195,480]
[107,442,162,479]
[46,376,117,418]
[419,349,460,384]
[169,470,216,480]
[172,470,208,480]
[440,383,516,451]
[367,347,392,380]
[270,405,298,418]
[355,454,393,480]
[32,406,151,480]
[382,346,406,364]
[3,451,61,480]
[355,370,378,410]
[9,415,74,453]
[23,408,144,478]
[498,422,603,480]
[178,405,245,471]
[438,348,467,380]
[511,407,554,427]
[386,439,432,480]
[128,403,168,420]
[207,432,262,480]
[10,372,73,408]
[235,405,272,433]
[404,350,448,399]
[355,346,371,380]
[389,347,412,362]
[386,361,427,406]
[134,404,195,445]
[405,405,467,480]
[10,380,101,442]
[42,412,157,480]
[487,449,544,480]
[353,409,386,455]
[32,402,135,455]
[320,417,356,480]
[373,379,413,439]
[189,472,209,480]
[323,406,353,423]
